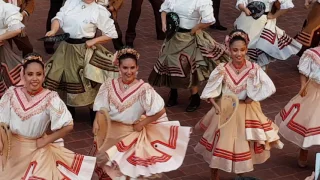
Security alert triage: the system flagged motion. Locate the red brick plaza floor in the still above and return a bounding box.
[24,0,318,179]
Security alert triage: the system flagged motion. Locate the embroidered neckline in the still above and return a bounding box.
[14,87,51,111]
[224,61,254,85]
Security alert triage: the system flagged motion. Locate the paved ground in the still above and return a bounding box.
[21,0,319,179]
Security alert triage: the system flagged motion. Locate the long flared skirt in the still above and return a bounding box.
[194,102,283,173]
[295,2,320,56]
[44,41,119,107]
[275,81,320,149]
[235,13,302,67]
[0,42,23,98]
[0,135,96,180]
[93,115,191,179]
[148,31,229,89]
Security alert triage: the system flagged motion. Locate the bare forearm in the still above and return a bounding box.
[92,34,112,44]
[238,4,247,12]
[273,9,289,19]
[300,74,308,87]
[50,20,60,33]
[139,108,166,127]
[194,23,211,31]
[45,125,73,144]
[161,12,167,27]
[0,29,22,41]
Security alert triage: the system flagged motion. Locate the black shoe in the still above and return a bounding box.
[210,24,227,31]
[89,108,96,126]
[44,42,55,54]
[186,93,200,112]
[166,89,178,107]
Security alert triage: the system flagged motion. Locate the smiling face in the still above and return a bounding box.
[23,62,45,92]
[119,57,139,83]
[229,39,248,64]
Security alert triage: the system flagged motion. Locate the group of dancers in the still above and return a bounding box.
[0,0,320,179]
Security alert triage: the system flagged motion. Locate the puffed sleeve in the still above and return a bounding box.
[93,5,118,38]
[298,48,320,84]
[247,65,276,101]
[200,64,225,99]
[52,0,76,27]
[0,87,14,125]
[279,0,294,9]
[3,4,24,32]
[48,93,73,131]
[197,0,216,24]
[139,84,165,116]
[159,0,172,12]
[235,0,248,10]
[93,81,110,113]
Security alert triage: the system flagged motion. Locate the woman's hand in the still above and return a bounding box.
[162,23,167,33]
[299,87,307,97]
[244,8,251,16]
[93,119,99,135]
[206,98,221,115]
[108,5,115,12]
[191,26,200,35]
[133,122,143,132]
[36,137,49,149]
[245,97,253,104]
[86,39,96,48]
[45,30,57,37]
[0,137,3,155]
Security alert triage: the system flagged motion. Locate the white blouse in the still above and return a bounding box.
[93,79,165,125]
[160,0,215,29]
[236,0,294,12]
[0,1,24,35]
[0,87,73,139]
[298,47,320,84]
[52,0,117,39]
[201,61,276,101]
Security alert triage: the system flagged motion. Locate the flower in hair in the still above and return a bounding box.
[112,48,140,66]
[23,53,44,64]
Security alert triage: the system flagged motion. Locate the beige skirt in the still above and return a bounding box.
[45,42,119,107]
[93,114,191,179]
[275,81,320,149]
[148,31,229,89]
[0,134,96,180]
[0,42,23,98]
[194,101,283,174]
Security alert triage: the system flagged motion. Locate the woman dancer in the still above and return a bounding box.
[295,0,320,56]
[0,0,25,98]
[0,53,96,179]
[194,30,283,179]
[44,0,119,122]
[234,0,301,70]
[275,45,320,168]
[148,0,229,112]
[92,48,191,179]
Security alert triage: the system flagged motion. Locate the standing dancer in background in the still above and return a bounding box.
[0,53,96,179]
[275,46,320,168]
[125,0,165,47]
[195,30,283,180]
[210,0,227,31]
[92,48,191,179]
[0,0,25,98]
[44,0,119,124]
[44,0,63,54]
[295,0,320,56]
[5,0,34,57]
[148,0,229,112]
[234,0,301,70]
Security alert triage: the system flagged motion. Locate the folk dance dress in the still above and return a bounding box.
[148,0,229,89]
[93,78,191,179]
[0,1,25,97]
[194,61,283,173]
[295,0,320,56]
[275,46,320,149]
[44,0,119,107]
[0,87,96,179]
[234,0,302,68]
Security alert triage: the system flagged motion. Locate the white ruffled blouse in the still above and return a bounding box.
[52,0,117,39]
[93,79,165,125]
[0,1,24,35]
[236,0,294,11]
[201,61,276,101]
[298,46,320,84]
[160,0,215,29]
[0,87,73,139]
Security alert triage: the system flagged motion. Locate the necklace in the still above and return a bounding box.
[27,87,43,97]
[122,79,135,90]
[232,61,246,74]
